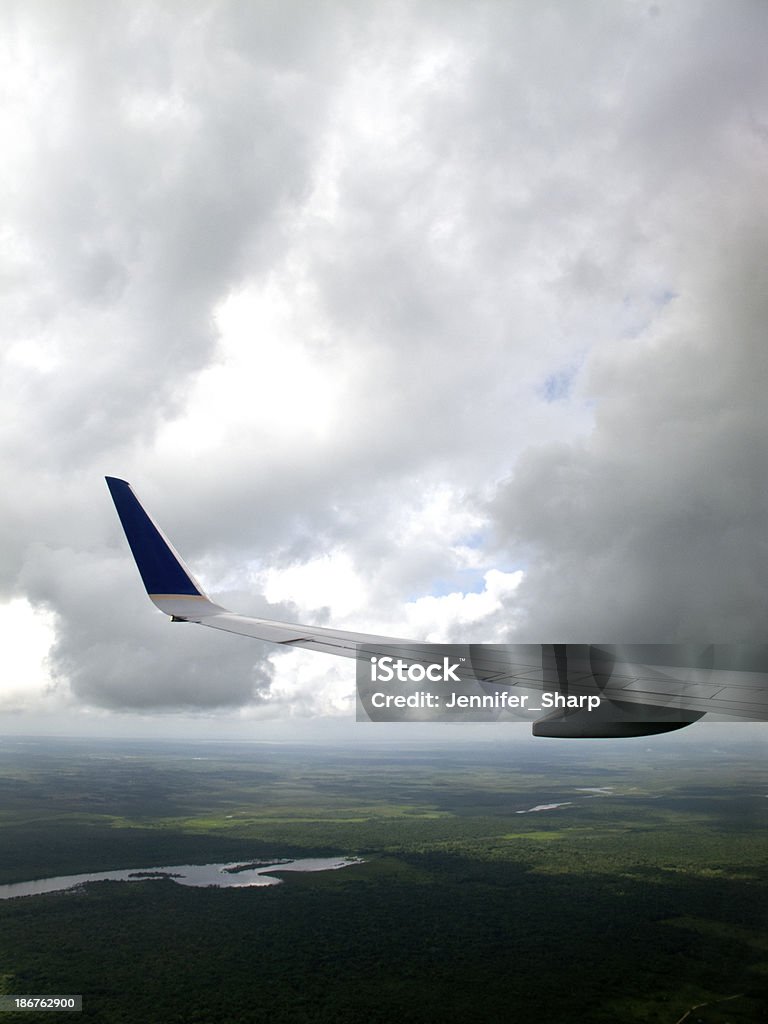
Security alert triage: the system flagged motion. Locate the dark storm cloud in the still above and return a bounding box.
[17,542,290,709]
[493,198,768,643]
[484,1,768,645]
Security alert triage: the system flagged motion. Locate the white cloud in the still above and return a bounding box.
[260,551,367,621]
[155,277,349,459]
[402,569,524,643]
[0,599,57,709]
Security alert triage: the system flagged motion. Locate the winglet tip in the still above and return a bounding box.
[106,475,205,601]
[105,476,129,492]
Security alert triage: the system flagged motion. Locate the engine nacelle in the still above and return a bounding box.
[533,698,704,738]
[532,644,705,737]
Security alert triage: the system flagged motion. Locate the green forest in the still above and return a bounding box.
[0,738,765,1023]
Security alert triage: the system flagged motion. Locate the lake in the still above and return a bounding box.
[0,857,363,900]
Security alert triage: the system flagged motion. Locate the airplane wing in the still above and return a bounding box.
[106,478,767,737]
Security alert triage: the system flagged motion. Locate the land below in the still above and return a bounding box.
[0,736,765,1023]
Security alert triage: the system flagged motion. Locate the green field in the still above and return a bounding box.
[0,738,765,1023]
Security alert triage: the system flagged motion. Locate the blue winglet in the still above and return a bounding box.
[105,477,202,597]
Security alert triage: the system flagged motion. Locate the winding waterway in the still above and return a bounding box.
[0,857,362,900]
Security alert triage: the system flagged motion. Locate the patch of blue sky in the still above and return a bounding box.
[410,565,525,602]
[543,366,576,402]
[425,568,487,599]
[620,287,678,339]
[459,530,486,550]
[622,287,677,308]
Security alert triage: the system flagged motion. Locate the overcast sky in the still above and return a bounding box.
[2,0,767,743]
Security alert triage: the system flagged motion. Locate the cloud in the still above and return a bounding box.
[402,569,524,642]
[0,598,57,713]
[492,181,768,642]
[1,1,767,724]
